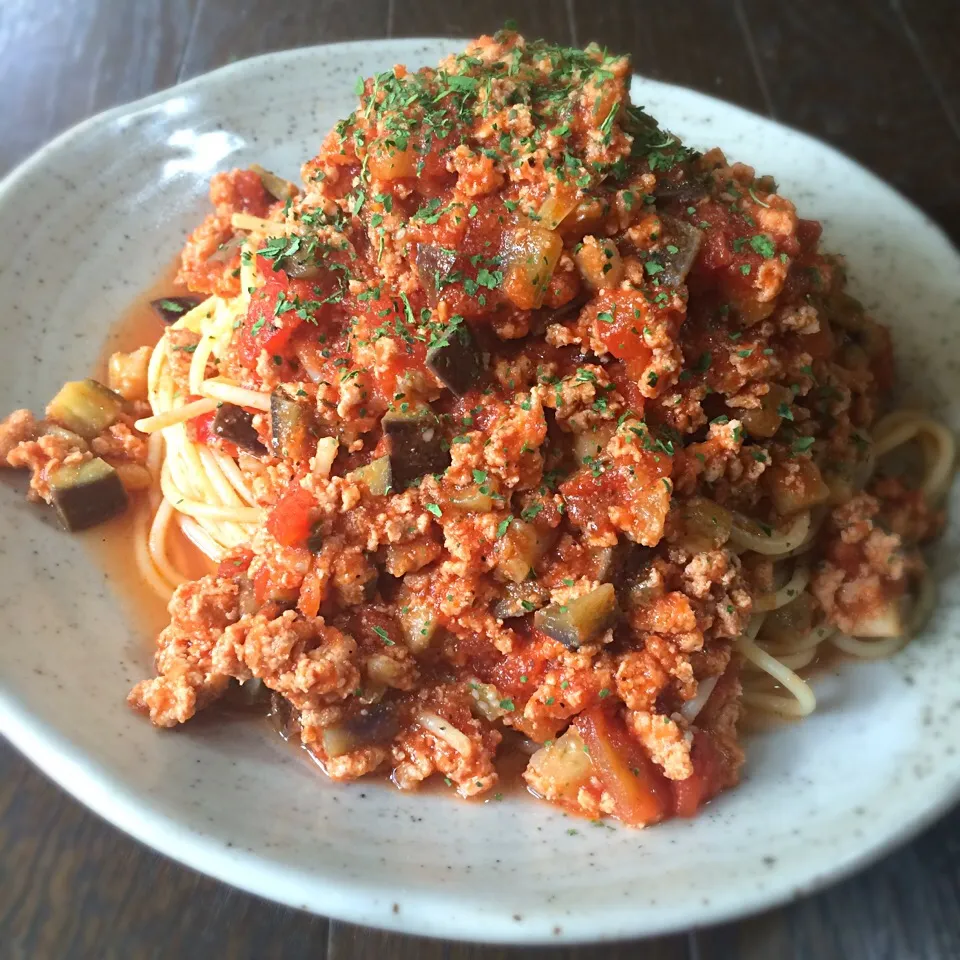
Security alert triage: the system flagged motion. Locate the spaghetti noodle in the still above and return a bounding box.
[132,275,265,589]
[735,411,953,719]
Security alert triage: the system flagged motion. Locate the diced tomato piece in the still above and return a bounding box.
[604,360,646,415]
[217,547,253,578]
[252,564,299,606]
[238,276,303,368]
[237,264,342,370]
[214,168,274,218]
[190,410,217,446]
[575,707,670,826]
[796,218,823,249]
[561,448,671,547]
[582,291,653,380]
[797,323,835,363]
[266,484,316,548]
[342,292,429,403]
[252,566,270,605]
[671,731,726,818]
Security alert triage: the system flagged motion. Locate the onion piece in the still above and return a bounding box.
[679,674,719,723]
[467,679,510,722]
[502,226,562,309]
[537,185,579,231]
[250,163,298,202]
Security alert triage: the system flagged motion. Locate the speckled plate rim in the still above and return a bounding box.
[0,39,959,945]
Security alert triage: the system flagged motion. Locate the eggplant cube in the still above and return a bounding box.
[534,583,618,649]
[651,215,702,288]
[492,580,549,620]
[46,379,125,440]
[346,456,392,496]
[212,404,265,453]
[425,322,481,397]
[414,243,458,306]
[49,457,129,531]
[382,411,450,488]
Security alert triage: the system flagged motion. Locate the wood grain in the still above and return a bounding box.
[697,803,960,960]
[178,0,391,80]
[0,745,330,960]
[895,1,960,134]
[388,0,572,43]
[2,0,960,957]
[0,0,198,176]
[327,923,690,959]
[570,0,769,114]
[738,0,960,240]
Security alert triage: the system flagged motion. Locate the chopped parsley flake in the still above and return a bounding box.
[749,234,776,258]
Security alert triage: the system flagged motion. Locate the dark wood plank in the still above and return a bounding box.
[738,0,960,240]
[0,0,198,174]
[388,1,571,43]
[697,804,960,960]
[571,0,768,114]
[178,0,392,79]
[0,744,330,960]
[896,0,960,135]
[328,922,690,959]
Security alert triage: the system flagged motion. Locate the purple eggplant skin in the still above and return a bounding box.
[49,457,129,532]
[212,404,266,454]
[382,410,450,489]
[150,296,204,325]
[425,322,482,397]
[413,243,458,305]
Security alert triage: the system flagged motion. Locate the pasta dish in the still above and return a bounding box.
[0,30,953,826]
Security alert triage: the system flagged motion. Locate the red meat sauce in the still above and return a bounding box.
[110,29,926,827]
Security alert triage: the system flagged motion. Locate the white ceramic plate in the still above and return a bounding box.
[1,38,959,945]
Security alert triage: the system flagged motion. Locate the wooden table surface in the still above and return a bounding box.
[3,1,960,957]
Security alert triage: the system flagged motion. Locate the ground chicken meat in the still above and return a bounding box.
[811,493,914,637]
[392,686,501,797]
[128,576,242,727]
[7,433,91,502]
[212,610,360,711]
[0,409,37,460]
